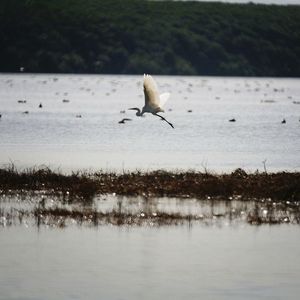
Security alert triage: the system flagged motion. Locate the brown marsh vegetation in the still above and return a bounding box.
[0,166,299,202]
[1,165,299,227]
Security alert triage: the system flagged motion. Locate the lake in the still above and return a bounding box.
[1,74,300,300]
[1,222,300,300]
[0,74,299,172]
[1,194,300,299]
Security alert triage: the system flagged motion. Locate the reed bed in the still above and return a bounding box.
[0,166,299,202]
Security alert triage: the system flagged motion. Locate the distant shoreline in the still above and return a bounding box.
[1,0,299,76]
[1,72,300,79]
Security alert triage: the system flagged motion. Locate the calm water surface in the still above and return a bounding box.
[1,195,300,299]
[1,74,300,299]
[1,225,300,300]
[0,74,299,172]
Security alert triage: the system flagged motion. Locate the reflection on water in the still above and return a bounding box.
[1,194,299,227]
[1,195,300,299]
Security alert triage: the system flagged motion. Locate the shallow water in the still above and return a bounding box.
[1,74,300,299]
[0,74,299,172]
[1,194,299,227]
[1,195,300,299]
[0,224,300,300]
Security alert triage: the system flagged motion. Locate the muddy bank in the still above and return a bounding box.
[0,166,299,201]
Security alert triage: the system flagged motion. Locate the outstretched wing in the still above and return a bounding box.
[159,92,170,108]
[143,74,160,109]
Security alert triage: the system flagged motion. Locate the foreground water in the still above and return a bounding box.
[1,74,300,299]
[1,224,300,300]
[0,74,299,172]
[0,195,300,299]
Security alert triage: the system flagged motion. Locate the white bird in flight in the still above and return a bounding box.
[129,74,174,128]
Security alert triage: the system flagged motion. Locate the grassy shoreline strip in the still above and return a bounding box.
[0,167,299,201]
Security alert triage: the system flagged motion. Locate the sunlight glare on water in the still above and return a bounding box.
[0,74,299,172]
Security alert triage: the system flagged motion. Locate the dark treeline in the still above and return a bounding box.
[0,0,300,76]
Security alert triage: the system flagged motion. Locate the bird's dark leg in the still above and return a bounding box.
[154,113,174,129]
